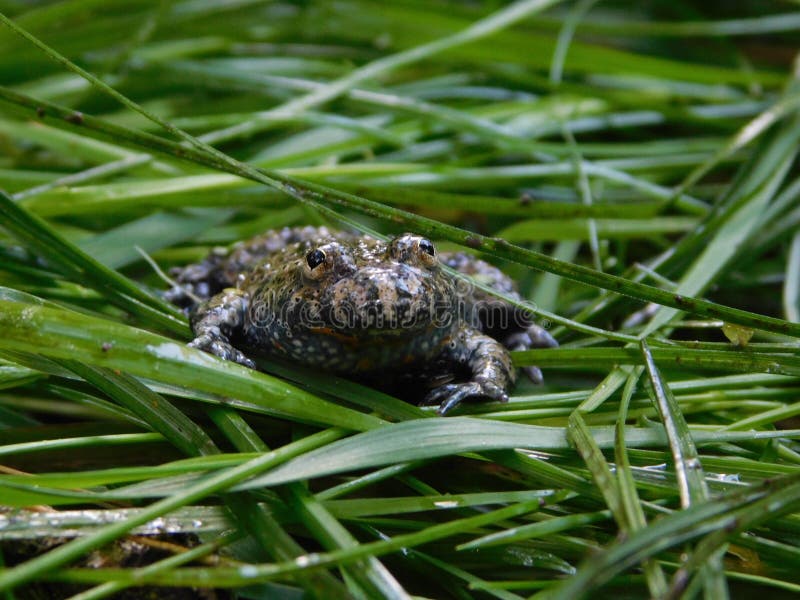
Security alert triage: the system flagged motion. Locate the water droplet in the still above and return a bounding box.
[642,463,667,472]
[239,565,259,578]
[708,472,740,483]
[295,554,321,567]
[685,458,702,470]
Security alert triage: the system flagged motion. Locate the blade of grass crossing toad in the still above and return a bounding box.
[3,86,800,339]
[210,408,412,600]
[2,73,800,340]
[640,339,727,600]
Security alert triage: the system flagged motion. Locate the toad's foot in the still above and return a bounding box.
[421,378,508,416]
[188,288,255,368]
[189,330,256,369]
[421,324,515,415]
[504,324,558,384]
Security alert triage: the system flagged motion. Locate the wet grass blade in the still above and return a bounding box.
[640,339,726,598]
[1,88,798,337]
[0,190,188,336]
[1,2,799,597]
[0,298,383,431]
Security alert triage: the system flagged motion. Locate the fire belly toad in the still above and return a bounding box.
[166,227,556,415]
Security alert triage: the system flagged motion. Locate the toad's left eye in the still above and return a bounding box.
[415,238,437,267]
[306,249,326,269]
[419,239,435,257]
[389,233,438,268]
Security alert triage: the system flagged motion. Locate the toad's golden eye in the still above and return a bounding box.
[306,248,326,269]
[388,234,439,267]
[415,238,437,267]
[418,239,435,257]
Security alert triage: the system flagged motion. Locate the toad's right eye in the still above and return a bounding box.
[306,249,326,269]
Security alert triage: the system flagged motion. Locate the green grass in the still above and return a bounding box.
[0,1,800,598]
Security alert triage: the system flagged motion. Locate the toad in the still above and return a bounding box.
[166,227,556,414]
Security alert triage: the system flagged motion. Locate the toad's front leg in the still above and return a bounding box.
[421,324,516,416]
[188,288,256,368]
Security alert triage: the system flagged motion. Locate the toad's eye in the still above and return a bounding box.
[419,239,435,257]
[390,233,438,268]
[415,238,437,267]
[306,249,326,269]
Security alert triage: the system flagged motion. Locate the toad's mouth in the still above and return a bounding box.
[309,296,456,335]
[308,324,436,345]
[307,316,446,341]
